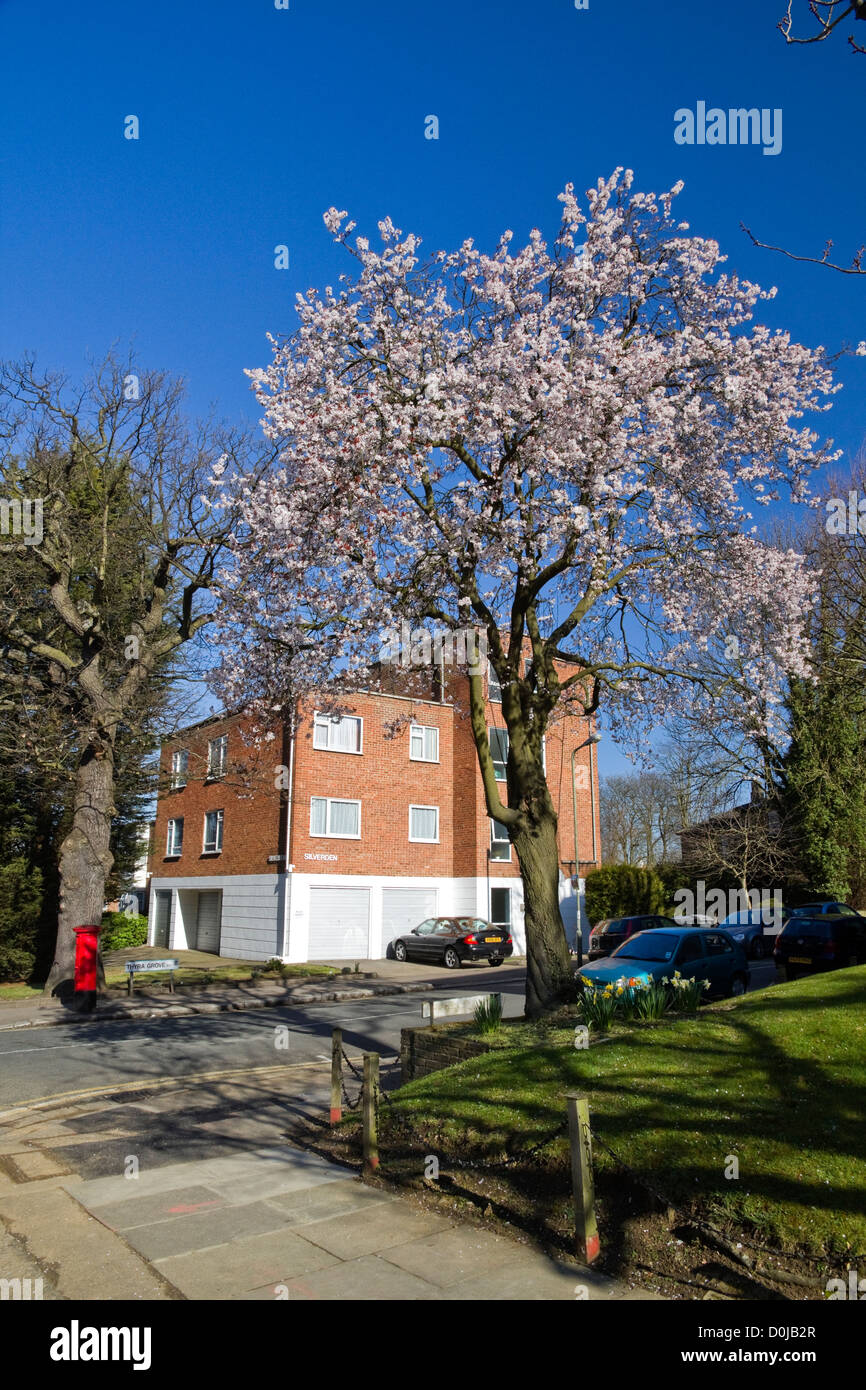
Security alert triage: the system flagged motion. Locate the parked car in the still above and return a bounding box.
[773,914,866,980]
[391,917,513,969]
[783,901,863,922]
[716,909,780,959]
[578,927,750,999]
[587,914,679,960]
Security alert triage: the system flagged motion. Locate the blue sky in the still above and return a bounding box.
[2,0,864,776]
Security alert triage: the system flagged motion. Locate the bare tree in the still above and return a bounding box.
[779,0,866,54]
[0,353,274,1001]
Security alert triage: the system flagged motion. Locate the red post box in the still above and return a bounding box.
[73,924,101,994]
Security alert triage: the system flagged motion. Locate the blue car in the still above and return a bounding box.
[716,909,781,959]
[577,927,750,999]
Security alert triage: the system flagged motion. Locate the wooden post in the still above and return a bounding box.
[565,1092,599,1264]
[330,1028,342,1125]
[363,1051,380,1173]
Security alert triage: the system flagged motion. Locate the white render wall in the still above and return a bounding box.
[147,870,591,962]
[284,873,525,960]
[148,874,284,961]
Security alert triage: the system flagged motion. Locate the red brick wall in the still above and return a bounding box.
[149,677,601,881]
[149,712,283,879]
[290,693,456,876]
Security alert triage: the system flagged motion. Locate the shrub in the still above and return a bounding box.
[100,912,149,952]
[0,858,42,982]
[584,864,667,925]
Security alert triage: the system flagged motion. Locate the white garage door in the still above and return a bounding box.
[309,887,370,960]
[195,891,222,954]
[382,887,438,954]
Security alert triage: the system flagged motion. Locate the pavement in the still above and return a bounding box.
[0,954,508,1032]
[0,1063,660,1302]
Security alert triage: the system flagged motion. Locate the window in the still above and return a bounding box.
[409,724,439,763]
[313,712,363,754]
[487,661,502,703]
[489,727,508,780]
[170,749,188,790]
[310,796,361,838]
[166,818,184,856]
[705,933,733,956]
[490,887,511,927]
[409,805,439,843]
[490,818,511,862]
[677,934,704,964]
[203,809,224,854]
[207,734,228,779]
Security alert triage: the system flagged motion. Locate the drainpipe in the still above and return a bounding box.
[280,705,296,960]
[590,733,599,864]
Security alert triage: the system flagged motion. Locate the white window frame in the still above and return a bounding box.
[203,809,224,854]
[409,804,440,844]
[489,726,509,781]
[166,818,184,856]
[170,749,188,790]
[312,711,364,754]
[487,660,502,703]
[207,734,228,779]
[409,724,439,763]
[490,818,512,862]
[309,796,362,839]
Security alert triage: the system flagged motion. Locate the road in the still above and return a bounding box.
[0,971,529,1110]
[0,959,778,1112]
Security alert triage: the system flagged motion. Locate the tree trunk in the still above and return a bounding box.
[44,741,116,1002]
[511,806,575,1018]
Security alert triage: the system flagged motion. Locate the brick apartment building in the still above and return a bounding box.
[146,661,601,962]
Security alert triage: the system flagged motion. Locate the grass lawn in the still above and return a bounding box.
[382,968,866,1258]
[0,983,43,1002]
[103,962,338,989]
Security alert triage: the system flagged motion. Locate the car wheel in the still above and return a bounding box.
[749,936,766,960]
[730,973,747,998]
[394,941,407,963]
[443,947,461,970]
[487,957,503,966]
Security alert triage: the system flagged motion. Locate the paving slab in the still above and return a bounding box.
[0,1187,178,1301]
[91,1184,229,1230]
[123,1200,289,1261]
[445,1249,621,1301]
[379,1225,520,1287]
[279,1252,445,1301]
[298,1203,453,1260]
[264,1178,395,1227]
[153,1227,340,1299]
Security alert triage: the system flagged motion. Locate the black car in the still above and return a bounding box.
[587,914,679,960]
[391,917,513,969]
[774,914,866,980]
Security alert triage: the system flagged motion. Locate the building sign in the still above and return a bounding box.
[304,852,338,862]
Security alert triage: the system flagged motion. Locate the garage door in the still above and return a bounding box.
[309,887,370,960]
[153,891,171,949]
[195,891,222,954]
[382,887,438,954]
